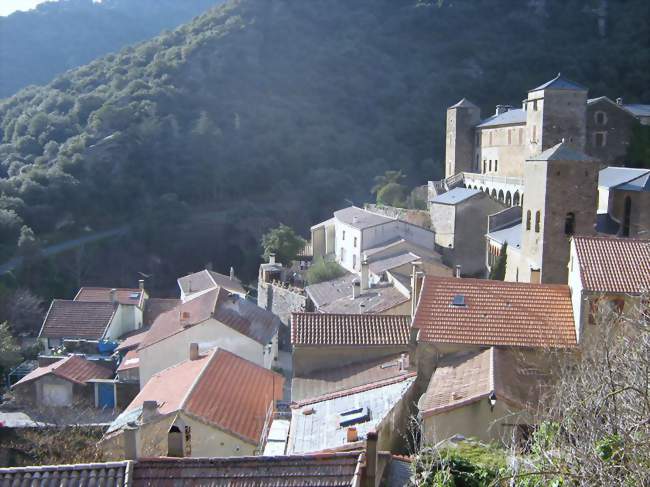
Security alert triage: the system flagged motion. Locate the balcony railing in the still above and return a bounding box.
[463,172,524,187]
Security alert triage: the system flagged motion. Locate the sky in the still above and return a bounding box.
[0,0,52,16]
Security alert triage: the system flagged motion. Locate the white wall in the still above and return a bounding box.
[139,319,267,387]
[334,221,362,273]
[105,304,144,340]
[567,241,586,342]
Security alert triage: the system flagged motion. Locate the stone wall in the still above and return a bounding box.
[364,204,431,229]
[257,281,308,328]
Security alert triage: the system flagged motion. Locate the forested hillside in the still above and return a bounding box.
[0,0,223,97]
[0,0,648,293]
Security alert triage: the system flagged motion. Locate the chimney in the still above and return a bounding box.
[189,342,200,360]
[138,279,145,292]
[616,97,623,105]
[455,265,462,278]
[347,427,358,443]
[352,279,361,299]
[269,253,276,265]
[410,262,423,318]
[364,431,378,487]
[360,257,369,292]
[495,104,512,116]
[398,353,407,371]
[180,311,191,328]
[229,266,235,280]
[109,288,117,304]
[123,428,137,460]
[142,400,158,422]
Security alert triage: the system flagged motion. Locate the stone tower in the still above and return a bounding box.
[525,74,588,158]
[445,98,481,178]
[519,142,598,284]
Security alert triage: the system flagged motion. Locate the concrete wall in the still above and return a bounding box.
[431,203,456,249]
[105,304,144,341]
[421,399,527,445]
[293,345,408,376]
[139,319,267,387]
[14,375,94,408]
[179,413,257,457]
[376,380,417,454]
[586,100,638,165]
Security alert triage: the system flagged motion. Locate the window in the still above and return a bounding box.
[622,196,632,237]
[353,236,357,248]
[518,128,523,145]
[168,425,183,457]
[340,247,345,261]
[342,230,346,241]
[489,160,492,171]
[476,154,479,170]
[564,212,575,235]
[489,131,493,145]
[353,254,357,269]
[534,211,541,233]
[526,210,531,230]
[595,111,607,125]
[594,132,607,147]
[483,160,487,173]
[532,125,537,142]
[494,160,498,172]
[533,100,538,111]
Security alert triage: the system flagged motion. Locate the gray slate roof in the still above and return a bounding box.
[430,187,480,205]
[598,167,650,189]
[486,222,522,249]
[614,172,650,192]
[449,98,478,109]
[177,269,246,296]
[529,142,593,162]
[476,108,526,128]
[333,206,393,229]
[529,73,587,92]
[624,104,650,118]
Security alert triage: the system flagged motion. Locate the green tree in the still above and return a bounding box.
[371,170,405,195]
[377,182,407,207]
[0,321,22,373]
[17,225,41,259]
[489,242,507,280]
[626,125,650,169]
[261,224,306,266]
[306,257,346,285]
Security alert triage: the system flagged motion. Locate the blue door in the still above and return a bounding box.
[97,382,115,408]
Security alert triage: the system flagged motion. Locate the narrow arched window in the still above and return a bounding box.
[526,210,531,231]
[564,212,575,235]
[622,196,632,237]
[168,425,183,457]
[534,211,541,233]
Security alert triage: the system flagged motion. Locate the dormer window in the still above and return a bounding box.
[451,294,466,307]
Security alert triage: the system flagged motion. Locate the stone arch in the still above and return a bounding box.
[498,190,505,203]
[513,191,520,206]
[505,191,512,206]
[491,189,497,199]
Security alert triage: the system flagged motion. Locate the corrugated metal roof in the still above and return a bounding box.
[291,313,411,347]
[573,236,650,294]
[430,188,480,205]
[39,300,117,340]
[13,355,114,388]
[413,277,576,348]
[0,461,131,487]
[132,453,363,487]
[476,108,526,128]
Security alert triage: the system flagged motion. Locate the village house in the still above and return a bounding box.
[11,355,114,408]
[38,284,148,352]
[0,443,412,486]
[177,268,247,301]
[418,347,546,445]
[102,347,284,459]
[568,236,650,343]
[137,285,281,387]
[291,312,411,375]
[411,276,576,392]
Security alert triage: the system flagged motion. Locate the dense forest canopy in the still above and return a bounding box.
[0,0,224,98]
[0,0,648,292]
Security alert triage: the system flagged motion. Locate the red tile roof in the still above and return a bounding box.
[115,328,150,352]
[123,349,284,445]
[13,355,114,387]
[75,287,144,307]
[0,462,130,487]
[419,348,547,417]
[413,277,576,348]
[573,236,650,294]
[39,300,117,340]
[291,313,411,346]
[138,288,279,350]
[132,453,362,487]
[143,298,180,327]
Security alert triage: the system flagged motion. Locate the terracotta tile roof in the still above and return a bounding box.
[291,313,411,347]
[119,349,284,445]
[0,461,130,487]
[39,300,117,340]
[413,277,576,348]
[143,298,180,327]
[115,328,150,352]
[13,355,114,387]
[75,287,144,307]
[116,349,139,372]
[573,236,650,294]
[292,354,410,402]
[139,288,279,350]
[418,348,547,417]
[132,453,362,487]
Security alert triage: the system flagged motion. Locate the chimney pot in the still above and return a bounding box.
[269,253,276,265]
[455,265,462,278]
[360,257,369,292]
[138,279,145,292]
[109,288,117,304]
[352,279,361,299]
[616,97,623,105]
[229,266,235,280]
[189,342,200,360]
